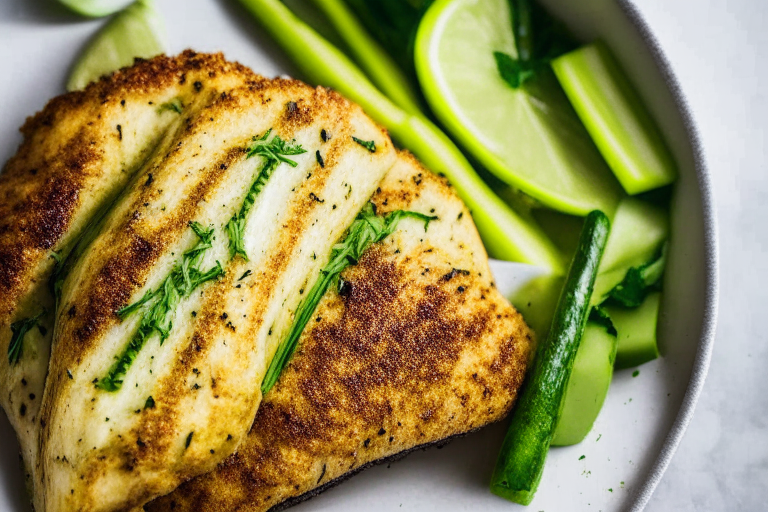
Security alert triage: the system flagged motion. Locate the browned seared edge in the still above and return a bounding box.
[147,154,534,512]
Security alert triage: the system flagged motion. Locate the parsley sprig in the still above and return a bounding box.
[226,129,306,260]
[98,222,224,392]
[8,310,46,365]
[261,202,436,394]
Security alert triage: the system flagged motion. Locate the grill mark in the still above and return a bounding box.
[0,136,97,320]
[60,146,243,359]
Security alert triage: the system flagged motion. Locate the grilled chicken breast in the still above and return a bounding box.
[146,153,534,512]
[0,52,396,512]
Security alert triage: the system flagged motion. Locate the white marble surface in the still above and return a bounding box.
[632,0,768,510]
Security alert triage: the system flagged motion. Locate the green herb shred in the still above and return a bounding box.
[226,129,306,260]
[158,98,183,114]
[352,136,376,153]
[261,203,436,394]
[605,244,667,308]
[97,222,224,392]
[494,51,537,89]
[8,310,46,365]
[588,305,617,336]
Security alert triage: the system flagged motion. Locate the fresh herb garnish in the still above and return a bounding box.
[494,51,537,89]
[495,0,577,89]
[588,305,617,336]
[157,98,183,114]
[98,222,224,392]
[226,129,306,260]
[352,136,376,153]
[8,310,46,365]
[604,245,666,308]
[261,202,436,394]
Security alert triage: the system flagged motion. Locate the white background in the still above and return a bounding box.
[633,1,768,510]
[0,0,766,510]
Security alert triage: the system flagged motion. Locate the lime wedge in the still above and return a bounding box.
[59,0,135,18]
[414,0,623,215]
[66,0,167,91]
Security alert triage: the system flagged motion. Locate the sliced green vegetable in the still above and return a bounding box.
[226,129,306,261]
[551,312,617,446]
[415,0,623,215]
[98,222,223,392]
[66,0,167,91]
[490,210,610,505]
[607,292,662,369]
[305,0,424,114]
[552,42,677,194]
[341,0,433,75]
[237,0,565,273]
[262,203,436,394]
[58,0,134,17]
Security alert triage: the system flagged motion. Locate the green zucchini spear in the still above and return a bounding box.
[490,210,610,505]
[236,0,565,273]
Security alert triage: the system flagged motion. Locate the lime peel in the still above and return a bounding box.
[66,0,167,91]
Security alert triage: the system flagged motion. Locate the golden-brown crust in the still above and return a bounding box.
[0,51,397,512]
[36,54,396,512]
[0,51,255,321]
[147,154,533,512]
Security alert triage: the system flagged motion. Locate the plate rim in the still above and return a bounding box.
[618,1,720,510]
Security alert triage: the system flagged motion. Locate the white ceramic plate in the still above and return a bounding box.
[0,0,717,510]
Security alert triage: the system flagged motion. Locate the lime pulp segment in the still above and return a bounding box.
[415,0,624,216]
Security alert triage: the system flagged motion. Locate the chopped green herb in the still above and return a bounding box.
[605,245,666,308]
[98,222,224,392]
[158,98,183,114]
[494,51,536,89]
[352,136,376,153]
[315,150,325,168]
[578,455,585,460]
[144,396,155,409]
[494,0,577,90]
[8,310,46,365]
[185,431,194,449]
[261,202,436,394]
[632,370,639,378]
[238,269,252,281]
[588,305,617,336]
[226,129,306,260]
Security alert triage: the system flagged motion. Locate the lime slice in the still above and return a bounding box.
[66,0,167,91]
[414,0,623,215]
[552,43,677,195]
[59,0,135,18]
